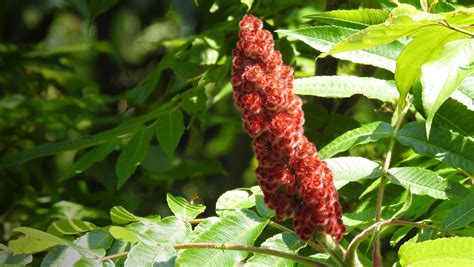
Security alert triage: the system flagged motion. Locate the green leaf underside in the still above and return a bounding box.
[326,157,383,189]
[116,127,154,189]
[47,219,97,235]
[176,210,268,267]
[166,193,206,220]
[305,9,389,29]
[319,121,393,159]
[215,189,255,216]
[0,251,32,265]
[399,237,474,267]
[155,109,185,160]
[293,76,399,101]
[395,26,468,108]
[125,243,176,267]
[245,232,306,266]
[277,26,403,72]
[442,193,474,230]
[421,38,474,136]
[396,122,474,174]
[387,167,451,199]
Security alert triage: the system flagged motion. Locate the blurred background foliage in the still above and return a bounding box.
[0,0,471,261]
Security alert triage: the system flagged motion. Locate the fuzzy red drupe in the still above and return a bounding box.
[231,14,345,241]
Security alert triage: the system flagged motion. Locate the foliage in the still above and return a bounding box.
[0,0,473,266]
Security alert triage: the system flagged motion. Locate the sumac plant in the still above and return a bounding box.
[1,2,473,267]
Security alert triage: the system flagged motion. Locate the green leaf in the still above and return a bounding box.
[41,245,82,267]
[277,26,403,72]
[215,189,256,216]
[395,26,468,108]
[75,230,114,251]
[241,0,254,11]
[396,122,474,174]
[176,210,268,267]
[456,76,474,105]
[294,76,398,101]
[155,109,185,160]
[166,193,206,220]
[442,193,474,230]
[245,232,306,266]
[421,38,474,136]
[390,226,413,247]
[251,186,275,219]
[47,219,98,236]
[181,89,207,114]
[137,216,191,245]
[61,139,119,181]
[116,127,153,189]
[433,98,474,136]
[9,227,69,254]
[66,0,118,28]
[399,237,474,266]
[443,8,474,25]
[319,121,393,159]
[109,226,139,243]
[326,157,383,189]
[328,12,444,55]
[387,167,452,199]
[305,9,389,29]
[110,206,144,224]
[0,251,32,265]
[125,243,176,267]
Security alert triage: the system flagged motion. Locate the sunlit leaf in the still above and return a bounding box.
[277,26,403,72]
[47,219,98,236]
[319,121,393,159]
[326,157,383,189]
[294,76,398,101]
[399,237,474,266]
[176,210,268,267]
[216,189,255,216]
[420,38,474,136]
[305,9,389,29]
[125,243,176,267]
[166,193,206,220]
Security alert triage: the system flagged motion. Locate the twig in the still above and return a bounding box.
[439,20,474,37]
[99,242,327,266]
[373,102,411,266]
[268,221,325,252]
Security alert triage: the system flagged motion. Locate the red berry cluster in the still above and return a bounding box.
[232,15,345,241]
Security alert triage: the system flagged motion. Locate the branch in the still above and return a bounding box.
[373,102,411,266]
[99,242,327,266]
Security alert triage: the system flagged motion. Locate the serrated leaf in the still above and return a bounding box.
[155,110,185,160]
[61,139,119,181]
[326,157,383,189]
[116,127,153,189]
[387,167,452,199]
[305,9,389,29]
[319,121,393,159]
[294,76,398,101]
[176,210,268,267]
[395,26,468,108]
[421,38,474,136]
[9,228,69,254]
[215,189,255,216]
[433,98,474,136]
[390,226,413,247]
[47,219,98,235]
[166,193,206,220]
[138,216,191,245]
[277,26,403,72]
[245,232,306,267]
[399,237,474,266]
[396,122,474,174]
[0,251,32,265]
[442,193,474,230]
[125,243,176,267]
[328,12,444,55]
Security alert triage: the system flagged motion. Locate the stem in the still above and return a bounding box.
[373,103,411,266]
[269,221,325,252]
[99,242,327,266]
[345,218,455,261]
[439,20,474,37]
